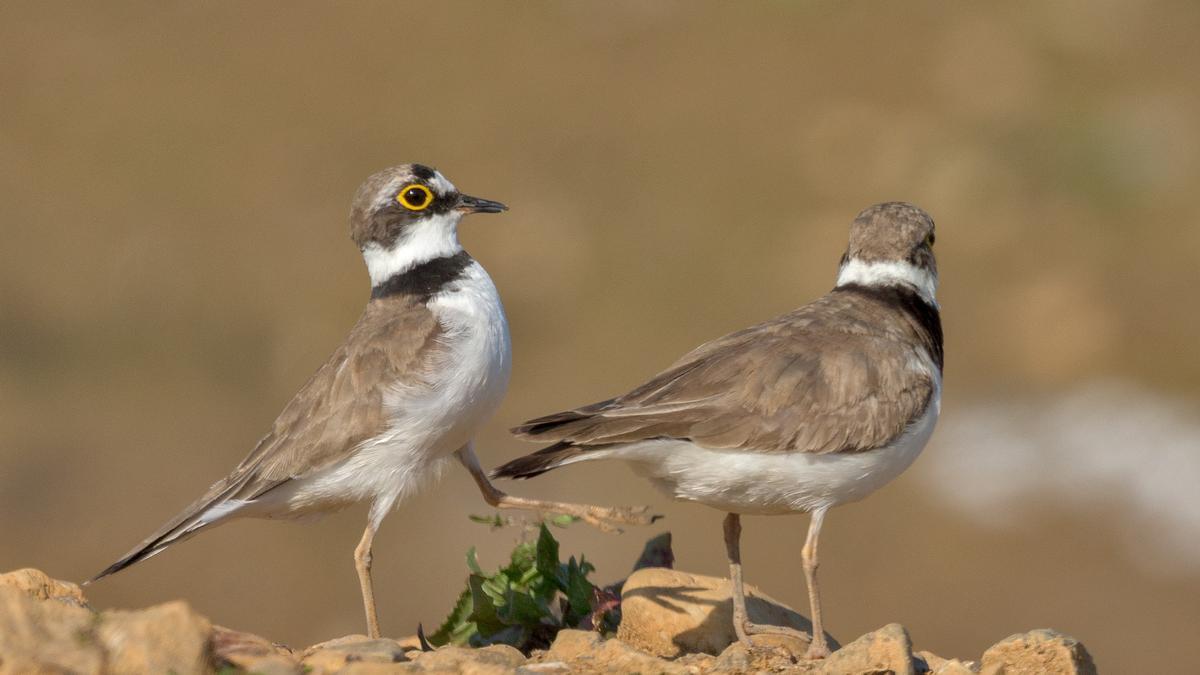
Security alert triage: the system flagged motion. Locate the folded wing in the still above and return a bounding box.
[511,291,936,457]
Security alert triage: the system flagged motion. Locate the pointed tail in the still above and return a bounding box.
[85,478,250,585]
[490,441,593,480]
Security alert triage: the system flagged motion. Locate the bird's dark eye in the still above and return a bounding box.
[397,184,434,211]
[926,232,936,247]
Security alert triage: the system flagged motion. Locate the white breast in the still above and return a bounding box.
[280,261,512,521]
[413,260,513,453]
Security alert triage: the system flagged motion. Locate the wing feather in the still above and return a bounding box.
[513,290,937,455]
[240,296,443,486]
[88,297,443,582]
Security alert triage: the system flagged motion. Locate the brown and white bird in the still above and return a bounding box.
[88,164,655,638]
[494,202,943,659]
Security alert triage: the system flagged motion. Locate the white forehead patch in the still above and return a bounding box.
[428,171,457,197]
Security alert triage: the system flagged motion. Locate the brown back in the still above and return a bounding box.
[514,286,941,455]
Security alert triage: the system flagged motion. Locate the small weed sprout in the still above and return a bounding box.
[428,515,616,651]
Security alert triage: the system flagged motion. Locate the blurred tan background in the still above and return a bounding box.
[2,2,1198,672]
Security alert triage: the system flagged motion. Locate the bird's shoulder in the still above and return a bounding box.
[635,288,934,401]
[234,296,446,486]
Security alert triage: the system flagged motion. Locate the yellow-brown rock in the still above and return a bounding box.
[407,644,526,674]
[565,635,697,675]
[543,629,602,662]
[302,634,412,673]
[713,641,800,672]
[95,600,213,675]
[818,623,915,675]
[533,629,703,674]
[0,567,1102,675]
[617,567,833,658]
[0,568,89,607]
[212,625,301,674]
[980,629,1097,675]
[0,586,101,674]
[917,649,979,674]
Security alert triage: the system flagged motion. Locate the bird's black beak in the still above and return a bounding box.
[456,193,508,214]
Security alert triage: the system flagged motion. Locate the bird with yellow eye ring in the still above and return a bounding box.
[396,184,433,211]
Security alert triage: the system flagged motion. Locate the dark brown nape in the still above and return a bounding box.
[843,202,935,264]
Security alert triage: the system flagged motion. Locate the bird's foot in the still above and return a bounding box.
[803,641,832,660]
[744,621,810,641]
[744,621,830,659]
[487,492,661,534]
[572,504,662,534]
[733,620,755,648]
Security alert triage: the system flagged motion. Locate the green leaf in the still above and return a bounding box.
[480,573,510,608]
[476,624,526,648]
[563,556,595,618]
[509,539,537,572]
[432,516,615,652]
[468,575,506,635]
[534,524,560,578]
[466,547,483,575]
[468,513,508,528]
[449,619,479,646]
[507,587,551,625]
[427,584,474,647]
[548,513,579,528]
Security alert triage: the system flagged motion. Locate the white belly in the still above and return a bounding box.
[277,262,511,521]
[609,394,939,515]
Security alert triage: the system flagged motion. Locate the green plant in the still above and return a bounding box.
[428,521,615,651]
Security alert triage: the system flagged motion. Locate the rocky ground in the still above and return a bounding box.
[0,567,1097,674]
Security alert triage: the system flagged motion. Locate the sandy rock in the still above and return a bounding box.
[394,634,425,650]
[408,644,526,674]
[517,663,572,674]
[476,644,528,665]
[0,568,1102,675]
[819,623,915,675]
[934,661,980,675]
[618,567,833,658]
[712,642,753,672]
[588,637,696,674]
[302,635,412,672]
[95,600,213,675]
[714,641,800,672]
[535,632,694,674]
[0,586,101,674]
[675,650,718,672]
[980,629,1097,675]
[917,649,979,674]
[0,568,89,607]
[543,629,602,662]
[334,665,421,675]
[212,625,300,674]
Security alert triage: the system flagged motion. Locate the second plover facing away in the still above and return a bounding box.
[87,164,655,638]
[494,202,943,659]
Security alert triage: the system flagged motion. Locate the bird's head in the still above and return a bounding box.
[349,163,507,285]
[836,202,937,305]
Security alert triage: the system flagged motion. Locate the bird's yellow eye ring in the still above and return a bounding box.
[397,184,434,211]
